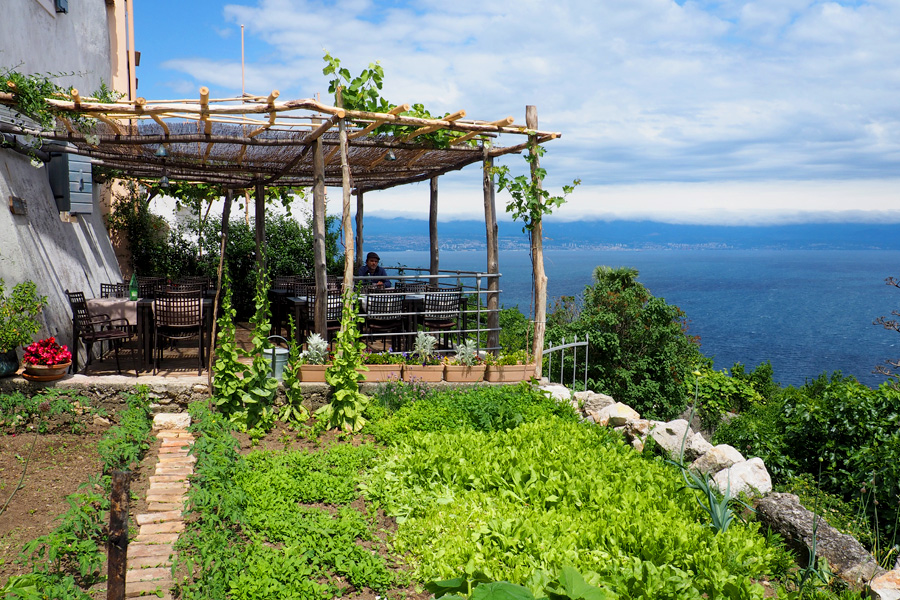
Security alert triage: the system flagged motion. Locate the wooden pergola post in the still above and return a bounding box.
[429,177,439,275]
[339,114,355,293]
[526,105,546,378]
[254,182,265,272]
[312,130,328,337]
[355,190,364,271]
[483,147,500,352]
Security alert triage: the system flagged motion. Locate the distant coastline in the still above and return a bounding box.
[357,217,900,252]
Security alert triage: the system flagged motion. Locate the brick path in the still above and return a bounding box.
[125,426,194,599]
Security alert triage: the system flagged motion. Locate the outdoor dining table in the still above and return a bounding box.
[85,296,213,370]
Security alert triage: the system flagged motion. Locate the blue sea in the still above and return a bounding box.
[389,249,900,388]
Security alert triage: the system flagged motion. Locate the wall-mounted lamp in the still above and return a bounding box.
[386,149,397,161]
[154,145,168,158]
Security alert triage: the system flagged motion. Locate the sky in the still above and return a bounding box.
[133,0,900,225]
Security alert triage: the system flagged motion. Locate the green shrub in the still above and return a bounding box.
[546,266,702,420]
[688,366,764,432]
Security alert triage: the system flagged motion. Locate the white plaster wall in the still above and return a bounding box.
[1,0,112,93]
[0,1,123,364]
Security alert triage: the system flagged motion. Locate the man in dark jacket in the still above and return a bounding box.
[358,252,392,288]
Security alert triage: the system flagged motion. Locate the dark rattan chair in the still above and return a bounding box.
[153,291,204,375]
[137,276,166,299]
[364,291,404,351]
[66,290,136,374]
[423,288,462,349]
[100,282,127,298]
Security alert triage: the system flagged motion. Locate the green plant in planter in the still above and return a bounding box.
[301,333,329,365]
[0,279,47,354]
[484,349,528,366]
[448,339,480,366]
[363,350,405,365]
[409,332,440,365]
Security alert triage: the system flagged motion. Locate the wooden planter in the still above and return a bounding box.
[359,364,403,382]
[443,364,485,383]
[297,364,328,383]
[403,364,444,383]
[484,364,529,383]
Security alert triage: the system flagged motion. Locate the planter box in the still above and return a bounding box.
[297,364,328,383]
[403,364,444,383]
[359,364,403,382]
[484,364,530,383]
[443,364,485,383]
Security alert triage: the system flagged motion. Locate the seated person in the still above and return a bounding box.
[358,252,392,288]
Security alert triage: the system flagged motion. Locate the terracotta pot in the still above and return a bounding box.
[443,364,485,383]
[359,363,403,382]
[403,364,444,383]
[484,364,529,383]
[22,361,71,382]
[0,350,19,378]
[297,364,328,383]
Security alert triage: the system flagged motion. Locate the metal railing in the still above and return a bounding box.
[355,269,502,355]
[543,334,589,389]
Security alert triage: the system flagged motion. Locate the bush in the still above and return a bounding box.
[546,266,702,420]
[688,365,765,432]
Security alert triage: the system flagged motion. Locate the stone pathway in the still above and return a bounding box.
[125,416,194,599]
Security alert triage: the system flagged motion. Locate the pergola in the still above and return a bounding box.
[0,86,560,359]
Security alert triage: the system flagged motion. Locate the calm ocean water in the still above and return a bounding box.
[388,249,900,388]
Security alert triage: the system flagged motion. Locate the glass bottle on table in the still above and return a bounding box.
[129,273,138,300]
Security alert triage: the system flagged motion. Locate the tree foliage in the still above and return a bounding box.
[546,265,702,420]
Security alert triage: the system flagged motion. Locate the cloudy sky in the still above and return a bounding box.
[135,0,900,225]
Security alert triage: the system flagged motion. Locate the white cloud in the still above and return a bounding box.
[134,0,900,224]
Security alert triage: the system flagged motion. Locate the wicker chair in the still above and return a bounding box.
[100,282,127,298]
[423,288,462,349]
[364,291,404,351]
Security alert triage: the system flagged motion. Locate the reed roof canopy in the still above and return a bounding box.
[0,87,561,191]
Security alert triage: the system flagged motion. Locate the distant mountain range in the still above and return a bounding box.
[356,217,900,251]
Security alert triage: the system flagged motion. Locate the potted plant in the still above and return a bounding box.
[484,349,532,383]
[443,339,485,383]
[296,333,330,382]
[21,337,72,381]
[0,279,47,377]
[361,350,404,382]
[403,332,443,382]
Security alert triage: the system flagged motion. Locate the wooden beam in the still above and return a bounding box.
[339,115,355,292]
[430,177,439,275]
[348,103,410,140]
[483,147,500,352]
[312,126,327,337]
[451,117,513,145]
[402,110,465,142]
[199,87,211,135]
[355,190,364,270]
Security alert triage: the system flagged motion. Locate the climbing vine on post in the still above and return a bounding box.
[492,134,579,373]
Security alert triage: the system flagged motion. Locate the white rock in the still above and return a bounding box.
[624,418,651,440]
[685,433,714,462]
[870,569,900,600]
[690,444,745,474]
[540,384,572,403]
[92,415,111,427]
[712,457,772,497]
[649,419,691,458]
[153,413,191,431]
[596,402,640,427]
[575,391,615,414]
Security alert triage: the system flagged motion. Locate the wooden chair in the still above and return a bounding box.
[423,288,462,349]
[364,291,404,351]
[66,290,136,375]
[100,282,127,298]
[153,291,204,375]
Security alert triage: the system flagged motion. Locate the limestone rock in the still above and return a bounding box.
[623,418,651,442]
[575,390,615,414]
[649,419,691,458]
[685,433,714,462]
[153,413,191,431]
[540,384,573,403]
[690,444,745,474]
[757,493,885,586]
[92,415,111,427]
[711,457,772,497]
[596,402,640,427]
[870,569,900,600]
[630,437,645,452]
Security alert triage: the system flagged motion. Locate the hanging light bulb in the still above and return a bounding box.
[386,149,397,161]
[159,174,170,188]
[154,145,168,158]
